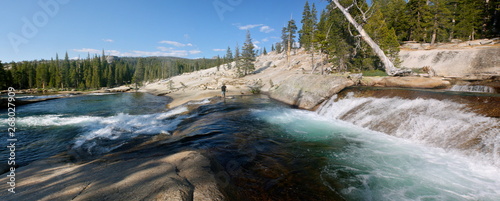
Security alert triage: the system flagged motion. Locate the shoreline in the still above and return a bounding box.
[0,86,134,109]
[2,85,499,200]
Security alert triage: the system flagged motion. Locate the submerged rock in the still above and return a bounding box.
[269,74,353,110]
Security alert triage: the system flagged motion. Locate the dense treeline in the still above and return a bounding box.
[378,0,499,43]
[0,52,220,90]
[278,0,499,73]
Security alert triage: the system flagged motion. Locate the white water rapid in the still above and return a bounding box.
[317,92,500,167]
[450,85,497,93]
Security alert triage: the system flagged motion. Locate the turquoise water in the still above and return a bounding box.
[252,107,500,200]
[1,93,499,200]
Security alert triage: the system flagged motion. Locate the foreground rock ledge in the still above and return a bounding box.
[0,151,224,201]
[269,74,354,110]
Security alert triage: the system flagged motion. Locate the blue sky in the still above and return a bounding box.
[1,0,328,62]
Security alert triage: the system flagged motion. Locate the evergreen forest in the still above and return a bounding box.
[1,0,498,90]
[279,0,499,73]
[0,52,221,90]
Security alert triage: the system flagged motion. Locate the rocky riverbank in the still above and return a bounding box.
[0,144,224,200]
[2,43,497,200]
[139,46,498,110]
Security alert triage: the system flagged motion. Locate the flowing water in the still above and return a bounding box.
[1,91,499,200]
[450,85,497,93]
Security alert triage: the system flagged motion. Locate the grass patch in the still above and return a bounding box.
[362,70,388,76]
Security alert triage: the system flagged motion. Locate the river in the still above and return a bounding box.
[1,89,499,200]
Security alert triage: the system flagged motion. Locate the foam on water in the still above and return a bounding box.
[87,92,117,96]
[450,85,497,93]
[187,98,212,105]
[10,106,190,153]
[73,107,189,149]
[15,114,99,127]
[317,92,500,166]
[16,94,69,100]
[252,107,500,200]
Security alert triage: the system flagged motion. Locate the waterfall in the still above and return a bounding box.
[317,92,500,166]
[450,84,497,93]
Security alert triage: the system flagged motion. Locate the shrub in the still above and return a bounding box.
[362,69,388,76]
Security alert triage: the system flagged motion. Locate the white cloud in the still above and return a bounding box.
[73,45,202,58]
[157,46,174,51]
[213,49,226,52]
[73,48,189,57]
[260,26,274,33]
[237,24,263,30]
[189,50,202,54]
[103,39,114,43]
[159,40,193,47]
[262,38,269,42]
[130,50,188,57]
[235,24,274,33]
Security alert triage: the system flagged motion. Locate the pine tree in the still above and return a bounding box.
[61,52,70,89]
[133,58,145,87]
[241,30,256,76]
[366,6,401,52]
[91,55,101,88]
[406,0,433,42]
[0,62,10,89]
[101,50,108,87]
[375,0,409,41]
[263,47,268,55]
[429,0,452,44]
[316,0,398,74]
[106,64,114,87]
[282,19,298,53]
[316,2,353,72]
[225,46,233,69]
[69,60,78,88]
[35,63,48,89]
[54,54,62,88]
[484,0,499,37]
[234,43,242,77]
[275,42,283,53]
[299,1,318,51]
[454,0,486,40]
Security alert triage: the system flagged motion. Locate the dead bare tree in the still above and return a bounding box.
[328,0,398,75]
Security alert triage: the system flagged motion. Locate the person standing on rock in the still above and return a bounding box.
[221,84,227,98]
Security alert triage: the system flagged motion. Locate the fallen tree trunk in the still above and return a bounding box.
[329,0,398,75]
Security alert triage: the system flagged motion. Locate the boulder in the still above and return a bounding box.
[269,74,353,110]
[377,77,450,89]
[105,86,132,92]
[348,73,363,84]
